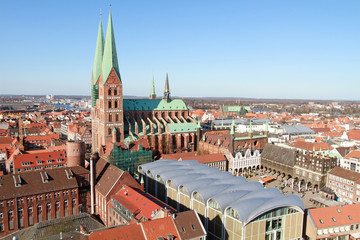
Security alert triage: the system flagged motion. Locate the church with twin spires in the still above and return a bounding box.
[91,10,200,156]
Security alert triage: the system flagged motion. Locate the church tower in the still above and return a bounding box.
[163,72,170,102]
[92,10,124,152]
[149,75,156,99]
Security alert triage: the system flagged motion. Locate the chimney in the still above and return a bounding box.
[90,154,96,214]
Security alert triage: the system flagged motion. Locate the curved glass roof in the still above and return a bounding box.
[139,159,304,224]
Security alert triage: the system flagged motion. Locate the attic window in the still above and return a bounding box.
[332,218,336,222]
[337,209,341,213]
[181,227,185,232]
[135,198,138,201]
[191,224,196,230]
[348,215,353,220]
[319,219,323,224]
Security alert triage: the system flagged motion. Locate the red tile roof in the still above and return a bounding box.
[347,130,360,141]
[344,150,360,160]
[141,216,179,240]
[13,150,66,169]
[291,141,333,151]
[308,204,360,228]
[110,186,176,221]
[88,222,145,240]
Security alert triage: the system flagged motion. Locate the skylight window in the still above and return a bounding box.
[319,219,324,224]
[337,209,341,213]
[348,215,352,220]
[332,218,336,222]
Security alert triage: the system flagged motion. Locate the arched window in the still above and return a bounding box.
[108,100,112,109]
[0,211,2,219]
[64,200,68,206]
[46,203,51,210]
[108,88,112,95]
[8,210,13,217]
[28,207,34,226]
[37,205,42,211]
[108,128,112,135]
[109,114,112,122]
[18,208,23,216]
[28,207,33,214]
[114,88,117,95]
[115,113,119,122]
[72,198,77,215]
[115,100,118,108]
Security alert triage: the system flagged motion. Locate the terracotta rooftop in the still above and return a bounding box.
[328,166,360,182]
[291,141,333,151]
[110,185,176,221]
[0,166,88,200]
[308,204,360,228]
[344,150,360,160]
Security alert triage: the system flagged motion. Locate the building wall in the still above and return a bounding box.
[327,173,359,204]
[0,189,79,237]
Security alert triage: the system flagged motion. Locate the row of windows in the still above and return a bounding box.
[0,190,77,207]
[329,174,355,186]
[0,199,76,218]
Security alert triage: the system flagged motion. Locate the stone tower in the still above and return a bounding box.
[91,10,124,152]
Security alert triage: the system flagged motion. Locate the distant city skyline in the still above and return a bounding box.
[1,1,360,100]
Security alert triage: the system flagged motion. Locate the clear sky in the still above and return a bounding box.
[1,0,360,100]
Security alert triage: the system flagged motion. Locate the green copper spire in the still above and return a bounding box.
[150,75,156,99]
[151,75,155,95]
[164,72,170,101]
[92,19,104,84]
[102,10,121,84]
[249,119,253,133]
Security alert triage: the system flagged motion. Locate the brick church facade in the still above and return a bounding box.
[91,11,199,156]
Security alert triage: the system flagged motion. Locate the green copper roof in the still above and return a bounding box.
[123,99,188,111]
[102,10,121,84]
[221,105,251,114]
[167,122,197,134]
[92,19,104,85]
[234,135,267,140]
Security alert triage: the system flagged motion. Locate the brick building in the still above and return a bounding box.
[305,204,360,240]
[0,166,89,237]
[91,11,199,156]
[87,210,206,240]
[107,185,176,226]
[327,167,360,204]
[93,158,142,226]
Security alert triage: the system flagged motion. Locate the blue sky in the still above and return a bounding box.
[1,1,360,100]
